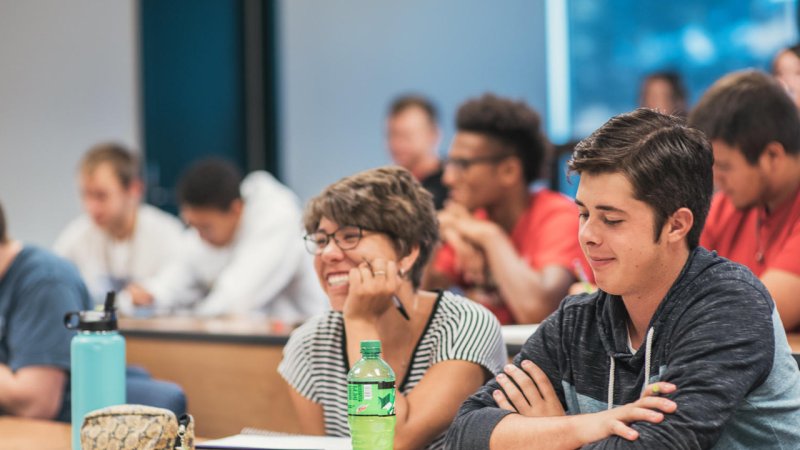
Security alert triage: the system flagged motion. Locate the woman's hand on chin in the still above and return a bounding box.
[343,258,400,321]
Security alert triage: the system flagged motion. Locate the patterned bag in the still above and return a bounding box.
[80,404,195,450]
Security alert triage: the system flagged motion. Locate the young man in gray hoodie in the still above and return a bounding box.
[446,108,800,449]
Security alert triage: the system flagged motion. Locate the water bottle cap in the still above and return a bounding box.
[64,291,118,331]
[360,340,381,355]
[64,310,118,331]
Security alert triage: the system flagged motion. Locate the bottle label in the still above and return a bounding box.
[348,381,395,416]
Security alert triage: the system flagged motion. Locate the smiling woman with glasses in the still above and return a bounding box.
[279,166,506,450]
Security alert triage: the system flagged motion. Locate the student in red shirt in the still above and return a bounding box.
[423,93,590,325]
[690,70,800,331]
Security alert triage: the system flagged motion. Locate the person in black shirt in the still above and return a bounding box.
[386,94,448,209]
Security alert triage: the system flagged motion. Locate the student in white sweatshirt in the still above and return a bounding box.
[54,143,184,305]
[126,159,327,323]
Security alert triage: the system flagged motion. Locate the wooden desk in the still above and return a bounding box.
[0,417,71,450]
[120,317,300,439]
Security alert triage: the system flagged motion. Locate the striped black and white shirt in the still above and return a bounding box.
[278,290,507,449]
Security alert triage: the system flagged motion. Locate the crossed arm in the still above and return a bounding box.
[430,204,574,323]
[480,361,677,450]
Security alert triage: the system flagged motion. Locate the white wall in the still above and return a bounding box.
[278,0,547,202]
[0,0,138,246]
[0,0,546,244]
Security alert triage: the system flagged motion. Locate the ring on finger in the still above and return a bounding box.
[373,271,387,276]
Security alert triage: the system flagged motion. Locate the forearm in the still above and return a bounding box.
[143,263,198,310]
[448,406,588,450]
[0,365,62,419]
[478,232,560,323]
[491,414,590,450]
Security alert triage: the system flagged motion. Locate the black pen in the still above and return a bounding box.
[392,295,411,321]
[363,258,411,321]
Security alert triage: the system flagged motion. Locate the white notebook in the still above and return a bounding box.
[197,434,351,450]
[501,324,539,346]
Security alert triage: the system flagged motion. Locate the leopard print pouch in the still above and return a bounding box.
[80,404,195,450]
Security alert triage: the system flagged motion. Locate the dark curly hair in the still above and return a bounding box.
[303,166,438,289]
[455,93,548,183]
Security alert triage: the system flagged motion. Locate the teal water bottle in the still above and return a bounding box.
[64,292,126,450]
[347,340,396,450]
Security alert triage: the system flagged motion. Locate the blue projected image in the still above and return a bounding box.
[567,0,798,139]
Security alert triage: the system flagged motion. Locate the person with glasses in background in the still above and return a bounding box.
[278,166,507,450]
[423,93,590,325]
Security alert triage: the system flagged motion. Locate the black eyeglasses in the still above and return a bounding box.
[303,225,367,255]
[443,153,513,172]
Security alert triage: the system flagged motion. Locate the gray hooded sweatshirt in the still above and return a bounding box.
[446,247,800,449]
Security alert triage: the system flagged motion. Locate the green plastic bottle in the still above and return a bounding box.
[347,340,396,450]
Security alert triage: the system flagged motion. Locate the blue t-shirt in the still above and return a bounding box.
[0,245,91,421]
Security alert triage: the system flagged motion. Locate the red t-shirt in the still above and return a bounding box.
[700,187,800,278]
[433,189,591,325]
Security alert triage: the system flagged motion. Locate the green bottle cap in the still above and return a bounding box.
[360,340,381,355]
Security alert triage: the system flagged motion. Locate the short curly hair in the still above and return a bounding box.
[456,93,548,183]
[303,166,438,289]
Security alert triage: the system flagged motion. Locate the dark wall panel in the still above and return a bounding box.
[140,0,246,211]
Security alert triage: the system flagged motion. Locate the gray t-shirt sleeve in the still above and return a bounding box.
[6,279,83,371]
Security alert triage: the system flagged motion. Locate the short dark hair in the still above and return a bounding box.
[689,70,800,164]
[178,159,243,210]
[569,108,713,249]
[641,71,688,117]
[303,166,438,289]
[0,201,7,244]
[456,93,548,183]
[388,94,439,125]
[80,142,140,188]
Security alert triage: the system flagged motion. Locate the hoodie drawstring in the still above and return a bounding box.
[607,356,615,410]
[607,327,655,410]
[642,327,655,396]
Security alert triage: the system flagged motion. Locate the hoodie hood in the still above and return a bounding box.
[594,247,727,407]
[595,246,725,358]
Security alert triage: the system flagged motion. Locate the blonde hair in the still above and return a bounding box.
[80,142,140,188]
